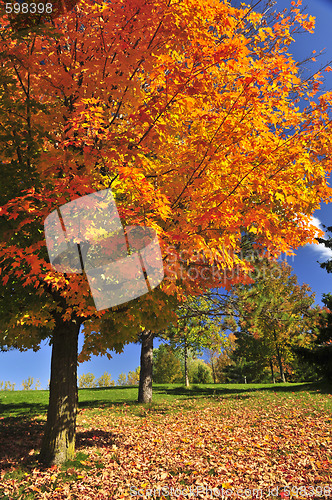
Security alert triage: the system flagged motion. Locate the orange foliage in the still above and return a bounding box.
[1,0,332,352]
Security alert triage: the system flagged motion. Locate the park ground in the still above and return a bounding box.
[0,383,331,499]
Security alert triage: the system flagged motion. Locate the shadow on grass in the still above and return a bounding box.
[0,381,330,469]
[2,382,331,420]
[78,399,139,411]
[153,381,332,398]
[0,401,48,419]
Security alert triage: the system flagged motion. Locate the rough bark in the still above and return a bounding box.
[39,315,80,466]
[138,330,153,403]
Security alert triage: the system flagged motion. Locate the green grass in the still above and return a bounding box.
[0,381,331,419]
[1,382,332,499]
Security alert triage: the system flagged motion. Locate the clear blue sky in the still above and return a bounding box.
[1,0,332,390]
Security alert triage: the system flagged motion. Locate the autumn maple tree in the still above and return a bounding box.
[1,0,332,465]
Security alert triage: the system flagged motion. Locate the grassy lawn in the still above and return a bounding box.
[0,382,331,499]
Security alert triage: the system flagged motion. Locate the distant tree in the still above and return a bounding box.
[165,292,229,387]
[289,305,324,381]
[189,359,213,384]
[127,367,140,386]
[294,297,332,381]
[228,329,277,383]
[223,356,270,384]
[153,344,183,384]
[229,261,315,383]
[117,373,127,386]
[310,225,332,380]
[97,372,115,388]
[78,373,97,389]
[312,296,332,380]
[210,333,237,383]
[22,377,35,390]
[0,381,15,391]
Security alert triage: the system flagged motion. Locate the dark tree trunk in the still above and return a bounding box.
[138,330,153,403]
[184,337,189,387]
[269,358,276,384]
[39,316,80,466]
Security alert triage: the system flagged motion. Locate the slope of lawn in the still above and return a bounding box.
[0,383,331,499]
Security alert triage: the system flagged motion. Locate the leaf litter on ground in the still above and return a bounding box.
[0,387,331,499]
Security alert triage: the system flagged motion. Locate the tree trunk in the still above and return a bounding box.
[184,336,189,387]
[138,330,153,403]
[273,329,286,383]
[39,316,80,466]
[269,358,275,384]
[211,356,216,384]
[276,347,286,383]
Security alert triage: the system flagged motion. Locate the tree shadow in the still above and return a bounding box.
[0,417,44,471]
[0,401,48,419]
[153,381,332,398]
[76,428,117,449]
[78,399,138,410]
[80,386,137,391]
[0,381,330,471]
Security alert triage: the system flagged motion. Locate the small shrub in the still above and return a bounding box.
[78,373,97,388]
[127,367,140,386]
[190,360,213,384]
[22,377,34,390]
[0,381,15,391]
[117,373,127,386]
[97,372,115,387]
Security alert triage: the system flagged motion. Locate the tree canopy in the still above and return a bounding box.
[1,0,332,464]
[1,0,332,354]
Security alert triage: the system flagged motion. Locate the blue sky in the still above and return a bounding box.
[1,0,332,390]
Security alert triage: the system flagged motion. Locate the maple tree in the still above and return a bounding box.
[0,0,332,466]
